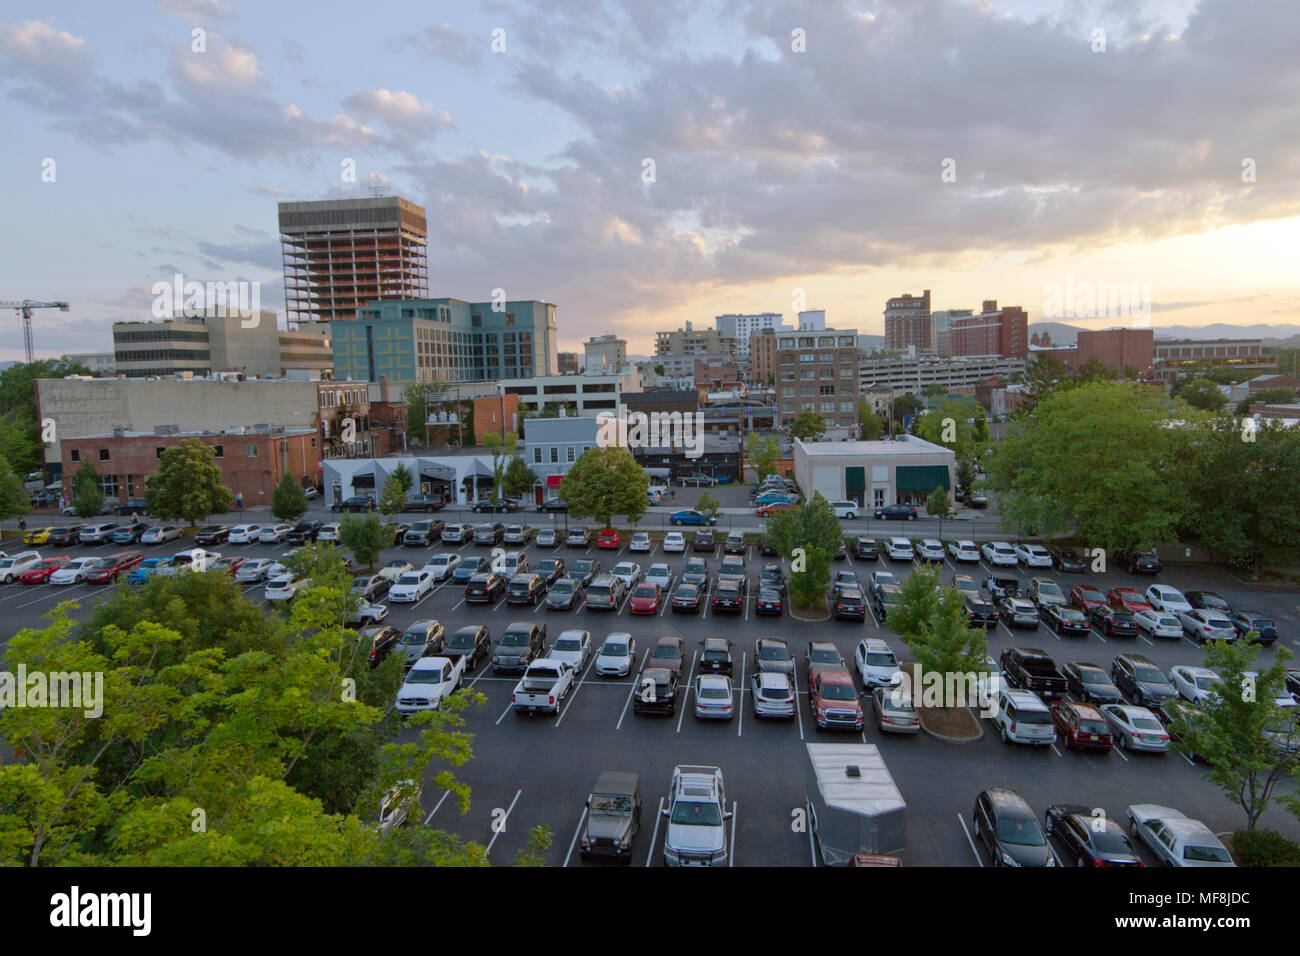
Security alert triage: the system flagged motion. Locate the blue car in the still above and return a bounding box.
[754,491,800,506]
[127,557,164,584]
[669,509,717,527]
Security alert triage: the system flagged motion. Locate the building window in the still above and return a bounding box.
[70,449,81,463]
[533,447,542,464]
[567,446,575,462]
[212,445,223,459]
[98,448,110,461]
[820,385,835,396]
[246,443,258,457]
[550,447,559,464]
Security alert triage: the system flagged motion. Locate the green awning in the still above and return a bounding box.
[896,464,949,492]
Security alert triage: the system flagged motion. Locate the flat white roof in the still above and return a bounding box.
[795,435,953,456]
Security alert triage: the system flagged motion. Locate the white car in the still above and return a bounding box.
[367,559,405,583]
[1178,609,1236,644]
[594,632,636,677]
[611,561,643,590]
[0,551,42,583]
[317,523,341,542]
[750,671,797,718]
[869,570,896,589]
[916,539,945,562]
[395,657,465,716]
[1014,543,1053,568]
[854,638,901,689]
[49,556,99,585]
[662,532,687,553]
[347,601,389,626]
[228,524,262,544]
[948,540,980,563]
[830,500,860,519]
[536,528,558,547]
[628,533,652,552]
[1126,805,1235,867]
[1170,665,1222,704]
[140,525,182,545]
[388,569,435,603]
[265,574,307,602]
[548,629,592,672]
[981,542,1018,567]
[1133,609,1182,639]
[424,553,460,581]
[234,558,276,584]
[884,537,914,562]
[645,563,673,591]
[259,524,292,543]
[1145,584,1192,614]
[1100,704,1170,752]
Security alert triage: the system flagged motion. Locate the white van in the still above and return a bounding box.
[995,689,1057,746]
[829,500,860,519]
[647,485,669,504]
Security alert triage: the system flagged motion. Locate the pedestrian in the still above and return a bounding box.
[19,517,26,533]
[235,491,243,511]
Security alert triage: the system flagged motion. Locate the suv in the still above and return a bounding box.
[662,765,730,867]
[492,622,547,674]
[994,688,1057,746]
[1112,654,1178,708]
[973,789,1054,867]
[633,667,679,716]
[0,551,43,583]
[403,520,444,546]
[584,574,626,611]
[402,493,446,513]
[114,498,149,516]
[1115,549,1162,574]
[506,573,546,606]
[579,772,642,863]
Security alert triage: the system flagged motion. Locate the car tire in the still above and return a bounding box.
[999,725,1008,743]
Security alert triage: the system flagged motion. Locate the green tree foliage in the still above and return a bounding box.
[1022,353,1070,408]
[559,447,647,527]
[890,393,924,424]
[984,382,1185,549]
[0,454,30,535]
[71,459,103,518]
[1176,377,1227,412]
[1075,356,1114,383]
[503,456,539,500]
[763,492,841,609]
[789,408,827,441]
[748,433,780,481]
[889,564,988,684]
[271,471,309,523]
[144,438,233,527]
[482,432,518,504]
[390,463,414,495]
[695,491,721,519]
[0,358,92,475]
[955,458,979,499]
[377,470,409,516]
[339,512,392,571]
[913,397,983,459]
[856,403,883,440]
[1168,639,1296,830]
[926,487,951,519]
[1235,387,1298,416]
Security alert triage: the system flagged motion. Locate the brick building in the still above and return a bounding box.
[1075,328,1154,376]
[950,301,1028,359]
[884,290,931,352]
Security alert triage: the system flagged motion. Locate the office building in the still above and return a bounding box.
[278,196,428,324]
[927,309,972,355]
[797,310,827,331]
[63,352,116,375]
[655,322,738,359]
[714,313,788,357]
[772,329,861,429]
[500,369,641,417]
[794,434,955,509]
[557,351,580,374]
[884,290,931,352]
[584,334,627,372]
[950,301,1028,359]
[1152,338,1275,384]
[112,309,332,379]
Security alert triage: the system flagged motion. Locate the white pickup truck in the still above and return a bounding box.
[396,656,467,716]
[512,659,575,715]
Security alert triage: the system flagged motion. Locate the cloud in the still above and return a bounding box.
[386,23,482,67]
[342,89,454,136]
[154,0,240,20]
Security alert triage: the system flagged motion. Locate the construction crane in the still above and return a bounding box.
[0,299,70,363]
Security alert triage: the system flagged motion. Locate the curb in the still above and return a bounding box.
[790,597,831,623]
[919,707,985,745]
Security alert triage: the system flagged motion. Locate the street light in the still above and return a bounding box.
[494,383,506,440]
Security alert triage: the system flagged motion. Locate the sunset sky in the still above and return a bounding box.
[3,0,1298,362]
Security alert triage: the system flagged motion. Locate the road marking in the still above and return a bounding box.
[644,796,665,867]
[736,652,746,738]
[807,802,818,866]
[422,789,452,825]
[485,789,522,854]
[728,801,738,867]
[958,812,984,867]
[676,649,699,733]
[563,806,588,867]
[615,649,650,729]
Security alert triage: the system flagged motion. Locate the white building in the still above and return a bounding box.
[793,435,956,509]
[500,369,642,417]
[714,313,790,357]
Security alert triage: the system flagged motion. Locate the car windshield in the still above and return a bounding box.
[1132,717,1164,731]
[1184,844,1232,864]
[1078,719,1109,734]
[759,645,789,660]
[554,638,583,651]
[760,684,791,700]
[699,686,730,700]
[590,794,634,815]
[551,581,574,593]
[675,585,698,597]
[653,644,679,658]
[997,814,1046,847]
[400,631,428,645]
[537,560,558,572]
[431,556,451,566]
[447,633,474,648]
[810,648,838,663]
[1079,669,1107,684]
[1038,582,1062,596]
[670,801,723,826]
[501,633,530,646]
[397,574,420,586]
[1135,667,1168,683]
[865,652,896,666]
[1060,608,1085,620]
[703,648,729,660]
[91,558,115,568]
[601,642,628,657]
[406,669,446,685]
[820,683,856,701]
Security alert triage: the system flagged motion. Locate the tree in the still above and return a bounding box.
[1022,353,1070,408]
[1235,387,1298,416]
[789,408,827,442]
[339,512,392,571]
[913,397,982,460]
[1168,639,1296,831]
[653,365,665,376]
[71,459,103,519]
[1176,377,1227,412]
[271,471,309,523]
[1122,365,1141,381]
[1075,356,1114,383]
[145,438,233,527]
[763,493,841,609]
[748,433,779,481]
[482,432,518,505]
[502,456,539,501]
[955,458,979,499]
[0,358,92,475]
[856,403,883,440]
[377,471,408,517]
[696,491,721,519]
[0,454,29,537]
[402,381,448,447]
[983,382,1185,549]
[559,447,648,527]
[889,564,988,679]
[926,487,951,520]
[890,393,924,425]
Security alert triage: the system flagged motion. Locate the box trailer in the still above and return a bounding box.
[805,743,906,865]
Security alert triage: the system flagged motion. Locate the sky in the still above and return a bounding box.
[3,0,1299,362]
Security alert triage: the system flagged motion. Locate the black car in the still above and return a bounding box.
[452,555,491,584]
[755,588,783,616]
[681,558,710,592]
[401,493,446,513]
[1115,549,1162,574]
[351,573,390,603]
[671,583,703,614]
[115,498,149,516]
[568,558,599,587]
[853,537,878,561]
[537,498,569,513]
[1111,654,1177,708]
[1062,662,1124,705]
[49,525,84,546]
[545,578,583,611]
[194,525,230,545]
[973,788,1053,868]
[1229,611,1278,645]
[357,625,401,669]
[871,583,901,621]
[693,529,715,552]
[873,504,917,521]
[1050,548,1087,573]
[333,495,376,513]
[963,595,999,628]
[758,537,779,557]
[111,522,149,544]
[506,573,547,606]
[493,621,547,673]
[758,564,786,595]
[534,557,565,586]
[1185,590,1232,614]
[286,521,322,545]
[465,572,507,604]
[710,579,745,614]
[723,532,746,555]
[1040,603,1090,636]
[389,523,411,545]
[834,587,867,622]
[471,498,520,514]
[1090,604,1138,637]
[633,667,679,716]
[699,638,734,675]
[443,625,491,671]
[1044,805,1143,867]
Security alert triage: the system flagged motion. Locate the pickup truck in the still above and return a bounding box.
[395,656,466,716]
[512,659,575,715]
[1000,647,1069,700]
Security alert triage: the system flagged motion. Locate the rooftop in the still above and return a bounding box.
[795,434,954,456]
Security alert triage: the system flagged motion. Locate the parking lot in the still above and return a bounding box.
[5,511,1300,866]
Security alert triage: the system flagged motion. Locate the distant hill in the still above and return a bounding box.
[1028,322,1300,345]
[1027,322,1085,344]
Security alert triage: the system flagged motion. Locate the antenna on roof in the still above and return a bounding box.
[368,184,386,198]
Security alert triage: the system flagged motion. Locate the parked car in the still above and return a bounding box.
[585,574,627,611]
[537,498,568,513]
[0,551,43,583]
[1229,611,1278,645]
[884,537,914,562]
[809,669,863,731]
[1040,603,1090,637]
[873,504,916,521]
[627,582,661,615]
[442,625,491,671]
[751,671,796,719]
[870,685,920,734]
[994,688,1057,746]
[535,528,559,548]
[1044,806,1142,867]
[568,557,599,586]
[1070,583,1107,611]
[754,587,783,616]
[662,532,687,553]
[346,600,390,627]
[948,540,979,563]
[233,558,276,584]
[49,556,99,585]
[47,525,84,547]
[578,772,642,863]
[545,577,583,611]
[395,656,464,716]
[1170,665,1222,705]
[754,638,794,675]
[1133,608,1183,640]
[355,625,401,669]
[834,586,867,621]
[871,582,901,621]
[710,578,745,614]
[1050,700,1114,751]
[973,788,1054,867]
[671,582,703,614]
[492,621,547,674]
[1062,661,1123,704]
[1050,548,1088,573]
[332,496,376,513]
[440,522,472,545]
[1091,604,1139,637]
[693,675,735,720]
[678,473,718,487]
[1112,654,1178,708]
[648,636,686,676]
[1178,609,1236,644]
[634,667,680,716]
[401,493,447,513]
[389,569,436,603]
[854,638,901,689]
[1015,543,1053,568]
[669,509,716,526]
[628,532,651,552]
[317,523,341,542]
[78,523,120,544]
[471,498,520,514]
[83,550,145,585]
[1000,647,1068,699]
[259,524,292,544]
[980,541,1018,567]
[399,620,446,665]
[111,522,149,545]
[999,597,1040,630]
[351,573,390,603]
[1126,805,1234,867]
[1108,587,1152,614]
[473,522,505,546]
[452,555,490,584]
[18,556,70,585]
[1115,549,1163,575]
[506,573,547,606]
[265,574,308,603]
[114,498,149,516]
[1145,584,1191,614]
[464,571,507,604]
[566,526,591,548]
[597,529,621,550]
[142,525,184,545]
[693,529,716,551]
[594,633,636,678]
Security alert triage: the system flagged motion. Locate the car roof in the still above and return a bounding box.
[983,787,1032,810]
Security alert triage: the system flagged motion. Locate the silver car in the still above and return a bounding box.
[693,675,735,720]
[400,619,445,665]
[750,671,796,719]
[1101,704,1170,752]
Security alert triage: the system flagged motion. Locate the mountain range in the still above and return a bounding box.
[1029,322,1300,345]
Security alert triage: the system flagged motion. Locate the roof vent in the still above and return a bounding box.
[845,765,861,778]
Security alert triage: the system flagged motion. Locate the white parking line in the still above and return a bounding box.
[422,789,452,825]
[736,652,746,738]
[563,806,588,867]
[615,649,651,729]
[675,649,699,733]
[644,796,665,867]
[957,812,984,867]
[485,789,522,854]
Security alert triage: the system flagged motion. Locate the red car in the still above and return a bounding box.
[18,555,71,585]
[1108,587,1151,614]
[810,669,864,731]
[1050,700,1114,752]
[649,636,685,675]
[597,529,621,550]
[755,501,796,518]
[214,556,246,575]
[83,550,145,585]
[628,583,661,615]
[1070,584,1106,612]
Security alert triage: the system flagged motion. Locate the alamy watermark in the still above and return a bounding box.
[597,403,705,459]
[151,272,262,327]
[0,665,103,718]
[1042,274,1151,327]
[889,664,1000,718]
